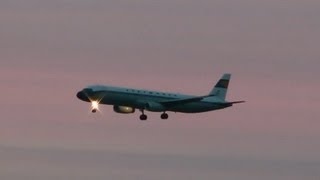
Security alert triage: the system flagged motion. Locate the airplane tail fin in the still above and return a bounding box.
[209,73,231,100]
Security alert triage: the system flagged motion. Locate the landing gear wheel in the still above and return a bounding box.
[140,114,147,121]
[161,113,169,120]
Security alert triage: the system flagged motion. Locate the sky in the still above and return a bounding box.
[1,0,320,179]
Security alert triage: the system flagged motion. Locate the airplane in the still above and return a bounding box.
[76,73,244,120]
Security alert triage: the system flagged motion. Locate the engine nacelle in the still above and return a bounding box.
[145,102,166,112]
[113,106,135,114]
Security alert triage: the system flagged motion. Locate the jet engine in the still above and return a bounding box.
[113,106,135,114]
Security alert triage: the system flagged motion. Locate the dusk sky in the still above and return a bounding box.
[1,0,320,179]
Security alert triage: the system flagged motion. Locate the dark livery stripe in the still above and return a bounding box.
[215,79,229,88]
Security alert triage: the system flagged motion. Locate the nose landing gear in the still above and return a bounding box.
[91,101,99,113]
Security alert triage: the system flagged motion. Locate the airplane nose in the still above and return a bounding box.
[76,90,90,102]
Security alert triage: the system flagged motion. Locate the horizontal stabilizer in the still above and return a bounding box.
[229,101,245,104]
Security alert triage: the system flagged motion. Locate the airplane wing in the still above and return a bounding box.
[159,95,214,107]
[160,97,245,107]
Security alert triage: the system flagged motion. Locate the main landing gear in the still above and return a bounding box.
[161,112,169,120]
[140,114,148,120]
[139,109,147,120]
[139,110,169,120]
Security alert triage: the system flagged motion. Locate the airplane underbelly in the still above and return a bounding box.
[169,102,225,113]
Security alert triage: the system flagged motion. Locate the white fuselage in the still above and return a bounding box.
[77,85,230,113]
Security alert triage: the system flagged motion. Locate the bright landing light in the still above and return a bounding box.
[91,101,99,110]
